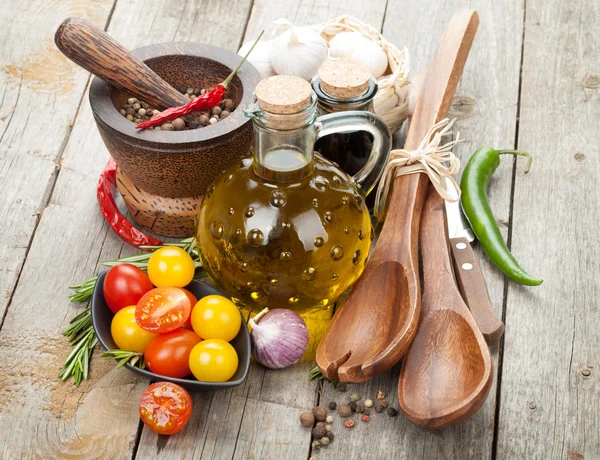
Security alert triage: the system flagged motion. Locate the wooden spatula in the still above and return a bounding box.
[316,10,480,383]
[398,185,493,429]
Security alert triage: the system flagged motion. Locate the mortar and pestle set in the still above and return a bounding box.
[55,17,261,237]
[56,12,499,430]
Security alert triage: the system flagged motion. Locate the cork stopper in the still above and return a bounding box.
[255,75,312,114]
[318,58,371,98]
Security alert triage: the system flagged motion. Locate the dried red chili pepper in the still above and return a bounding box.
[136,30,264,130]
[97,158,163,248]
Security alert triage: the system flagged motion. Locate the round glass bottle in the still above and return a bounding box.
[197,76,391,316]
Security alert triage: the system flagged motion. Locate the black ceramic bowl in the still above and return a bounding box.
[91,271,251,391]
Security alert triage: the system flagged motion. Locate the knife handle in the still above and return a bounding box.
[449,236,505,345]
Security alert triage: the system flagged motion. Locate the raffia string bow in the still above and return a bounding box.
[374,118,462,221]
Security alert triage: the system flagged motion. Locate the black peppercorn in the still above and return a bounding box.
[387,407,398,417]
[328,401,337,410]
[356,405,364,413]
[326,431,334,441]
[348,401,357,412]
[337,383,347,393]
[375,401,388,413]
[312,425,327,440]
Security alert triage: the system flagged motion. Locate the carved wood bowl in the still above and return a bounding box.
[89,43,261,237]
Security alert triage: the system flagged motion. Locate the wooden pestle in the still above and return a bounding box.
[55,17,196,126]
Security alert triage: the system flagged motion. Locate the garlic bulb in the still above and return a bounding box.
[239,39,275,79]
[269,26,327,81]
[329,31,388,78]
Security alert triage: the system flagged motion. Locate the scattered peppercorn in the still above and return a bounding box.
[325,424,332,432]
[312,440,321,450]
[356,405,364,413]
[350,393,360,402]
[315,422,324,428]
[375,401,388,413]
[387,407,398,417]
[361,415,370,423]
[320,437,330,446]
[326,416,333,424]
[364,408,371,415]
[337,383,347,393]
[377,390,386,400]
[309,457,316,460]
[312,425,327,440]
[348,401,357,412]
[313,406,327,421]
[300,412,315,427]
[364,399,374,408]
[328,401,337,410]
[326,431,334,441]
[344,419,355,428]
[338,404,352,417]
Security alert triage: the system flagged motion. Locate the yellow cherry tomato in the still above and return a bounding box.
[147,246,195,287]
[111,306,157,353]
[188,339,238,382]
[191,295,241,341]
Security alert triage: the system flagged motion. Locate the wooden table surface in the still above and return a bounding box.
[0,0,598,458]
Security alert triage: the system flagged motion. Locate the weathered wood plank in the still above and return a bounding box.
[0,0,250,458]
[497,0,600,458]
[316,1,524,458]
[137,2,388,459]
[0,0,114,327]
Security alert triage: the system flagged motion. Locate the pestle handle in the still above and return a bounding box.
[55,17,190,112]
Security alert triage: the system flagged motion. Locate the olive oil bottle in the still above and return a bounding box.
[197,75,391,357]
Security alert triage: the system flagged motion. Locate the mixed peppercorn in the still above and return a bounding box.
[300,388,399,456]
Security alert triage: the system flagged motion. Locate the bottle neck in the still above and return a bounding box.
[311,76,378,114]
[247,94,319,184]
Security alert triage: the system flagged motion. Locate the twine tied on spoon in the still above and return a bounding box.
[374,118,462,221]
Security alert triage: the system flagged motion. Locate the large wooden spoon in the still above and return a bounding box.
[316,10,480,383]
[398,185,493,429]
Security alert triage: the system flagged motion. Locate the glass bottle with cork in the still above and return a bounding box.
[197,75,391,356]
[313,58,387,200]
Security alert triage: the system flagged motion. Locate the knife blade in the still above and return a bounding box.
[445,178,505,345]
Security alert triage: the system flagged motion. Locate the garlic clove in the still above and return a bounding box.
[239,39,276,79]
[269,26,328,81]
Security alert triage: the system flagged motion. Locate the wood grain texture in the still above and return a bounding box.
[399,186,493,429]
[0,0,253,459]
[0,0,114,330]
[316,0,524,458]
[496,0,600,458]
[450,236,505,345]
[317,8,479,384]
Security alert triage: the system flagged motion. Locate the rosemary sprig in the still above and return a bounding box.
[68,237,204,304]
[62,236,204,386]
[309,364,337,388]
[101,349,145,369]
[58,307,97,386]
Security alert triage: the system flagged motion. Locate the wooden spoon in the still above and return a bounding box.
[55,17,195,124]
[316,10,480,383]
[398,185,493,429]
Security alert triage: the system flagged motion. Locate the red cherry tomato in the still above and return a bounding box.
[103,264,153,314]
[144,329,202,378]
[136,287,191,333]
[139,382,192,435]
[182,289,197,328]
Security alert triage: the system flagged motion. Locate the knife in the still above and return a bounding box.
[445,178,505,345]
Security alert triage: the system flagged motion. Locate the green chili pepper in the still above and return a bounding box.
[460,146,542,286]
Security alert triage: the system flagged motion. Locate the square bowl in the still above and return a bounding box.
[91,271,251,391]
